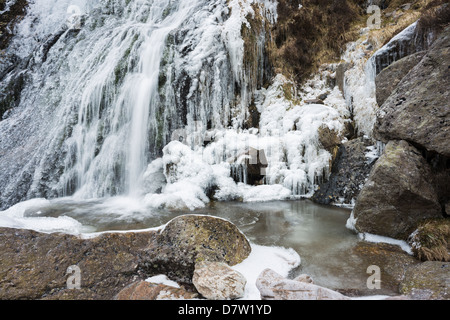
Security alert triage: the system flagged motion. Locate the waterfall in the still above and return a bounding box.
[0,0,277,209]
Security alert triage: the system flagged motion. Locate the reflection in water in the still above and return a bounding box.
[24,198,396,296]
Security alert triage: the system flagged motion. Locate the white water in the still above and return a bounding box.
[0,0,278,207]
[0,0,386,213]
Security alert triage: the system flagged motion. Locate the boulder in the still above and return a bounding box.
[351,242,419,294]
[256,268,350,300]
[312,137,376,206]
[193,261,246,300]
[0,214,251,299]
[0,227,159,300]
[399,261,450,300]
[374,26,450,158]
[375,51,426,107]
[144,215,251,284]
[114,281,198,300]
[352,140,442,240]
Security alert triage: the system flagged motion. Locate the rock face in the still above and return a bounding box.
[374,26,450,158]
[352,140,443,240]
[312,137,376,206]
[114,281,198,300]
[399,261,450,300]
[256,268,350,300]
[141,215,251,284]
[375,51,426,107]
[0,214,251,299]
[193,261,246,300]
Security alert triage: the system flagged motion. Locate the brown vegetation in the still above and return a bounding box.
[268,0,368,84]
[410,219,450,262]
[268,0,449,85]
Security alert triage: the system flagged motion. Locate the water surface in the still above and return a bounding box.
[24,198,397,296]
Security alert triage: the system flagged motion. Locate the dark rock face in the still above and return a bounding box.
[352,140,443,240]
[0,215,251,299]
[374,26,450,158]
[375,51,426,107]
[312,137,376,206]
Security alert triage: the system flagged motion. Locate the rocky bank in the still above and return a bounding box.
[0,215,251,300]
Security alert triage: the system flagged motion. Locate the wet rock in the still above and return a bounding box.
[256,268,350,300]
[114,281,198,300]
[0,227,159,300]
[352,140,442,240]
[312,137,375,206]
[375,51,426,107]
[374,26,450,158]
[351,242,419,294]
[399,261,450,300]
[193,261,246,300]
[143,215,251,284]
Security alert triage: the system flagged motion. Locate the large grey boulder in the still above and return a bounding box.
[374,26,450,158]
[352,140,442,240]
[144,215,252,284]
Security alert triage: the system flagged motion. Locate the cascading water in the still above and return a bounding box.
[0,0,387,213]
[0,0,277,209]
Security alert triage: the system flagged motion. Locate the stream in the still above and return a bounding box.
[21,197,400,296]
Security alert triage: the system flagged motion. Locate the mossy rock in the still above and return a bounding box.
[145,215,251,284]
[160,215,251,265]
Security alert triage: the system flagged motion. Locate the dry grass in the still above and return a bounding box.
[268,0,368,84]
[410,219,450,262]
[268,0,449,85]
